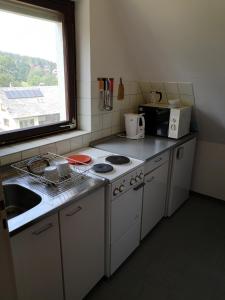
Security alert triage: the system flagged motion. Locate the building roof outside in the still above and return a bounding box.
[0,86,64,119]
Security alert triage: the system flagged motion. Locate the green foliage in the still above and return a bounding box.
[0,51,58,87]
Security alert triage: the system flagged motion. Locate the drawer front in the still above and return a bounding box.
[145,151,170,174]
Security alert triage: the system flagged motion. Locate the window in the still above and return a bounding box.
[19,118,35,129]
[38,113,60,126]
[3,118,9,126]
[0,0,76,145]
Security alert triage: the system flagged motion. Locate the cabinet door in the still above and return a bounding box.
[0,207,17,300]
[60,188,105,300]
[10,214,63,300]
[141,162,169,240]
[168,138,196,216]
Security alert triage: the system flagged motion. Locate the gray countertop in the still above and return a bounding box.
[4,174,106,236]
[91,133,197,161]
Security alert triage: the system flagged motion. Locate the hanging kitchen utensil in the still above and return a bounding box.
[104,78,114,111]
[109,78,114,110]
[98,77,114,111]
[117,77,124,100]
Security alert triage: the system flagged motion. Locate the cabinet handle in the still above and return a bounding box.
[32,223,53,235]
[154,157,162,163]
[66,206,82,217]
[147,176,155,183]
[133,182,145,191]
[176,147,184,160]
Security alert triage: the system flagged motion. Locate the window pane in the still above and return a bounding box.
[0,9,67,133]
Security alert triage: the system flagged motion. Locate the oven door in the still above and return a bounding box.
[110,185,143,275]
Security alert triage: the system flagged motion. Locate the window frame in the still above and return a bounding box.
[0,0,77,146]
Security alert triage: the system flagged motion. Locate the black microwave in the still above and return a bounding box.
[138,104,192,139]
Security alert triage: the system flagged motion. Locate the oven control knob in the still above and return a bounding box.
[119,185,125,192]
[130,178,135,185]
[135,175,140,182]
[113,188,119,196]
[139,172,144,179]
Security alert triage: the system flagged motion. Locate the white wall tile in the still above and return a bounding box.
[102,113,112,129]
[113,97,121,112]
[91,130,102,142]
[112,126,121,134]
[101,128,112,138]
[70,136,83,151]
[164,82,178,94]
[22,147,40,160]
[139,82,151,93]
[78,98,91,115]
[82,133,91,147]
[78,114,91,131]
[77,80,91,98]
[40,143,57,155]
[112,111,120,127]
[92,98,103,114]
[180,94,195,106]
[92,115,103,132]
[1,152,22,166]
[166,93,180,100]
[129,81,138,95]
[56,141,71,155]
[150,82,165,92]
[91,81,100,99]
[178,82,194,96]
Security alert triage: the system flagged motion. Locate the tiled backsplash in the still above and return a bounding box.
[77,79,143,139]
[139,81,195,106]
[0,80,195,167]
[0,131,92,166]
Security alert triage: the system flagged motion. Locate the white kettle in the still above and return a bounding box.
[124,113,145,139]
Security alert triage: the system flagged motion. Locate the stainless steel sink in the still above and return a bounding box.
[3,184,42,220]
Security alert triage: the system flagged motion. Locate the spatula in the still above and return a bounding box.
[117,77,124,100]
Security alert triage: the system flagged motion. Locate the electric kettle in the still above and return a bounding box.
[124,113,145,139]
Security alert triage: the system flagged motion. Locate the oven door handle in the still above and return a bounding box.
[133,182,145,191]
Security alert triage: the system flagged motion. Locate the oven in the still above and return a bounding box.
[105,166,144,277]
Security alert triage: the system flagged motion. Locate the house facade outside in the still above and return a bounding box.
[0,86,65,132]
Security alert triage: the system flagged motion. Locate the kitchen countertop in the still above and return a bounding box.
[91,133,197,161]
[4,173,106,236]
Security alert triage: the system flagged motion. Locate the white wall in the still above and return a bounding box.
[75,0,143,140]
[89,0,136,80]
[111,0,225,200]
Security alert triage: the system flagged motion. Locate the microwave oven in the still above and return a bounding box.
[138,104,192,139]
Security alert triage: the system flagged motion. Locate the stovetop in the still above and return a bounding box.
[66,147,144,182]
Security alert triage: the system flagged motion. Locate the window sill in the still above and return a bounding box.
[0,130,91,166]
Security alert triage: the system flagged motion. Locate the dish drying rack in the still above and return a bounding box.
[11,152,93,197]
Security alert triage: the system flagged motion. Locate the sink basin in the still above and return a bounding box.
[3,184,42,220]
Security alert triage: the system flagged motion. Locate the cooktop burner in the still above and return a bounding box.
[105,155,130,165]
[92,163,114,173]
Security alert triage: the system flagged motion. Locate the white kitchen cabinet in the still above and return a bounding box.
[60,187,105,300]
[167,138,196,216]
[10,214,63,300]
[141,161,169,240]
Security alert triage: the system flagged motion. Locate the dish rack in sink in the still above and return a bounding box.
[11,152,92,197]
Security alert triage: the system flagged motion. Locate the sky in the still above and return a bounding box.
[0,10,59,62]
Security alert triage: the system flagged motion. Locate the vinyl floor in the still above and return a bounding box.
[86,193,225,300]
